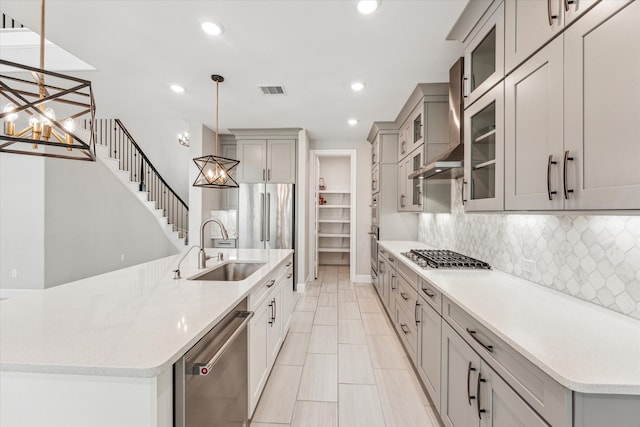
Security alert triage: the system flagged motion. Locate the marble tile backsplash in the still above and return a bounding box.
[418,179,640,320]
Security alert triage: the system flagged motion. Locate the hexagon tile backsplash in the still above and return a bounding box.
[418,179,640,320]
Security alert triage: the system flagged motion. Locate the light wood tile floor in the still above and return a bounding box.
[250,266,441,427]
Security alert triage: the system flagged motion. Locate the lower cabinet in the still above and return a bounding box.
[417,295,442,413]
[441,322,548,427]
[248,256,293,417]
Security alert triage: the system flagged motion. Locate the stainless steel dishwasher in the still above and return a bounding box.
[174,298,254,427]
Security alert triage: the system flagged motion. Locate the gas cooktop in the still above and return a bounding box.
[402,249,491,270]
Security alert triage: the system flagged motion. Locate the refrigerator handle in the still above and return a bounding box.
[266,193,271,242]
[260,192,265,242]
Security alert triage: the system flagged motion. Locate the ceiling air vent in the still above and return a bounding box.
[258,85,286,96]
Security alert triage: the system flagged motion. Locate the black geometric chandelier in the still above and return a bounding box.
[193,74,239,189]
[0,0,96,161]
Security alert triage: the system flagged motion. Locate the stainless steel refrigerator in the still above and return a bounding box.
[238,183,294,250]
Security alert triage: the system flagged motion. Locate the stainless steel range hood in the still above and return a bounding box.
[410,57,464,180]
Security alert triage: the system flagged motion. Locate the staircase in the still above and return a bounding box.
[87,119,188,249]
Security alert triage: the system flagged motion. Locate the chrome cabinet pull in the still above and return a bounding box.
[268,302,274,325]
[421,287,435,298]
[462,180,467,205]
[260,193,265,241]
[400,194,406,208]
[477,372,487,419]
[466,328,494,353]
[267,279,276,288]
[415,301,420,326]
[547,0,558,25]
[273,298,277,322]
[286,274,293,279]
[266,193,271,241]
[268,169,271,181]
[564,0,575,12]
[563,150,574,199]
[400,292,409,301]
[463,76,469,98]
[391,275,397,291]
[547,155,558,200]
[286,262,292,267]
[262,169,266,181]
[467,362,476,405]
[388,257,395,262]
[400,323,410,334]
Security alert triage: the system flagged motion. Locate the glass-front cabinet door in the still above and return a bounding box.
[464,83,504,211]
[464,2,504,108]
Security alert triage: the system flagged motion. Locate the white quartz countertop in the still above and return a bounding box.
[378,241,640,395]
[0,248,293,378]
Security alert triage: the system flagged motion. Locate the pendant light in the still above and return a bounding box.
[193,75,240,189]
[0,0,96,161]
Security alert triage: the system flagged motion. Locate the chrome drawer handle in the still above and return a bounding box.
[466,328,494,353]
[193,311,254,376]
[400,292,409,301]
[421,287,435,298]
[547,155,557,200]
[400,324,410,334]
[477,373,487,419]
[467,362,476,405]
[267,279,276,288]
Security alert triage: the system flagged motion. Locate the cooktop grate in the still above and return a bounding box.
[406,249,491,269]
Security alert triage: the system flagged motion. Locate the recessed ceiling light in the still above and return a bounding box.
[357,1,380,15]
[351,81,365,92]
[201,21,224,36]
[170,84,185,93]
[348,119,358,126]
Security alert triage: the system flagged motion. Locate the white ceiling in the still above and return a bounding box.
[1,0,467,142]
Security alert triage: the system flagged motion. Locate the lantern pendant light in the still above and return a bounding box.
[192,75,240,189]
[0,0,96,161]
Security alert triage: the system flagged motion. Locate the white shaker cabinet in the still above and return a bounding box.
[236,139,296,183]
[505,37,564,210]
[505,0,599,73]
[441,322,548,427]
[505,0,564,73]
[563,0,640,209]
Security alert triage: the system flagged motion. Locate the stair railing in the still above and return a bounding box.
[86,119,188,244]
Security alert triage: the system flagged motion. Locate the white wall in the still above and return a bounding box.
[43,156,177,287]
[310,139,371,279]
[297,129,310,288]
[0,155,45,289]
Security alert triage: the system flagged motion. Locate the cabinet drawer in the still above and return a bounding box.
[395,303,418,362]
[378,247,397,269]
[396,274,417,316]
[443,297,570,427]
[417,277,442,314]
[396,259,417,290]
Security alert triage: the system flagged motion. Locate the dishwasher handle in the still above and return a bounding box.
[192,311,254,376]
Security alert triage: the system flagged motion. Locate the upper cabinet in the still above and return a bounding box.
[505,0,599,73]
[463,2,505,108]
[505,0,640,210]
[563,0,640,209]
[464,83,504,212]
[234,134,296,184]
[395,84,451,213]
[505,37,564,210]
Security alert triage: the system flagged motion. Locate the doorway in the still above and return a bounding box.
[310,150,356,281]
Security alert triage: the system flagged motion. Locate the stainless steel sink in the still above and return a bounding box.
[188,261,265,282]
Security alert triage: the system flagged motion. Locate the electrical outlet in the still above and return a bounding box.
[11,269,18,279]
[120,254,126,262]
[521,258,536,274]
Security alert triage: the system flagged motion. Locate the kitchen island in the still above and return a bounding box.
[0,248,293,427]
[378,241,640,427]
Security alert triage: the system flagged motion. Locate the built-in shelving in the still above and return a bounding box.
[315,164,353,268]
